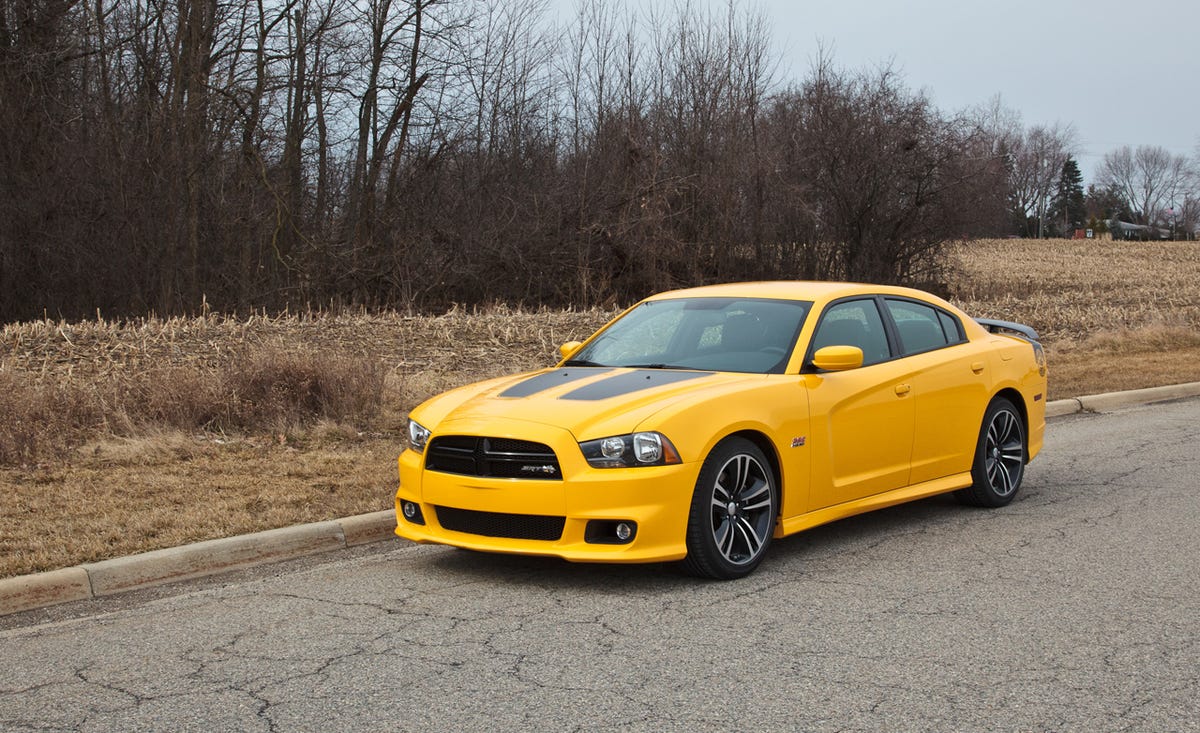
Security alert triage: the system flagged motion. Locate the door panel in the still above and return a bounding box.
[805,362,916,507]
[804,299,914,508]
[904,346,990,484]
[881,298,987,484]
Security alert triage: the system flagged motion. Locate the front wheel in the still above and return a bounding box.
[682,437,777,580]
[955,397,1026,507]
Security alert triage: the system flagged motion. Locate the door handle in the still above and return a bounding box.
[971,361,985,374]
[894,383,911,396]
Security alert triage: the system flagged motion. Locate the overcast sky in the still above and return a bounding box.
[550,0,1199,186]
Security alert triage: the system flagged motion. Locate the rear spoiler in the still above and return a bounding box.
[975,318,1039,341]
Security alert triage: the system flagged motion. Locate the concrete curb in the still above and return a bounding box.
[0,510,396,616]
[1044,397,1083,418]
[1044,381,1200,418]
[81,522,347,597]
[6,381,1200,617]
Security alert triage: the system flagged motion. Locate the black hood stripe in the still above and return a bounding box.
[559,370,713,401]
[498,368,613,398]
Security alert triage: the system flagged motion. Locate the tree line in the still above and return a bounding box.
[1,0,1195,322]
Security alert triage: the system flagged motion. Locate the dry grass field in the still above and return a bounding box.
[0,309,615,577]
[949,238,1200,396]
[3,238,1199,578]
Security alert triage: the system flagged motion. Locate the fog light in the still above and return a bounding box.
[584,519,636,544]
[400,500,425,525]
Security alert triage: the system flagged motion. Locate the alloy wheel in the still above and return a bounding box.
[984,408,1024,497]
[708,453,774,565]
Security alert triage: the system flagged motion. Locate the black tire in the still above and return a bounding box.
[955,397,1026,507]
[682,437,777,580]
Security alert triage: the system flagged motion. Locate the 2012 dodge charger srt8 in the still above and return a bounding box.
[395,281,1046,579]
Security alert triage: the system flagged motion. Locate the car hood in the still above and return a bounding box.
[416,367,767,441]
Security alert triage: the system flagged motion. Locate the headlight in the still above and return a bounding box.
[407,419,431,453]
[580,431,681,468]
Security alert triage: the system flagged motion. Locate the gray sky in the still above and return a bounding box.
[552,0,1199,185]
[758,0,1198,184]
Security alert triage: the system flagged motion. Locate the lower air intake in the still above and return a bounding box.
[434,506,565,541]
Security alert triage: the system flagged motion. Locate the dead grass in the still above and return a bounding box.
[0,434,399,574]
[948,238,1200,342]
[0,308,613,465]
[948,238,1200,400]
[0,308,616,577]
[0,370,104,465]
[2,240,1199,578]
[0,343,386,464]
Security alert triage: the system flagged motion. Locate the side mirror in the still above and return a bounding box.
[811,345,863,372]
[559,341,583,360]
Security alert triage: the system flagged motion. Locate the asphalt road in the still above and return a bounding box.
[3,399,1199,732]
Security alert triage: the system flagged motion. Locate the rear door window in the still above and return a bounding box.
[886,299,956,355]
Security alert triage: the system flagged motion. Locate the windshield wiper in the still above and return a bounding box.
[563,359,606,367]
[623,363,689,370]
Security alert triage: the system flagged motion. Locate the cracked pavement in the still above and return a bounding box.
[3,399,1199,732]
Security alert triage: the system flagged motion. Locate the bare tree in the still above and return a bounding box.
[769,55,991,285]
[342,0,442,283]
[967,94,1023,158]
[1008,123,1076,237]
[1098,144,1191,229]
[1172,148,1200,238]
[1,0,1115,323]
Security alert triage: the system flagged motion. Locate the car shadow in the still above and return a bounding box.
[426,546,686,592]
[775,492,967,550]
[418,492,979,589]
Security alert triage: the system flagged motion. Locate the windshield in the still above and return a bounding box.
[566,297,812,374]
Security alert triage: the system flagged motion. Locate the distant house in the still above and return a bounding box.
[1107,219,1165,241]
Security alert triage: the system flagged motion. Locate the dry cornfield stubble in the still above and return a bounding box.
[2,238,1199,577]
[949,238,1200,397]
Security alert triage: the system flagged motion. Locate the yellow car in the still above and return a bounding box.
[395,282,1046,579]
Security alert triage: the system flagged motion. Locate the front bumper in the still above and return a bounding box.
[394,421,698,563]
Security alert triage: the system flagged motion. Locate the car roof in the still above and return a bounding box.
[644,281,945,306]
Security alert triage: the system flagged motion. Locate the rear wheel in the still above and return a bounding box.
[955,397,1026,507]
[682,437,777,580]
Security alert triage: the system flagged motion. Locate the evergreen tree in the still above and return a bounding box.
[1084,183,1131,225]
[1048,156,1086,235]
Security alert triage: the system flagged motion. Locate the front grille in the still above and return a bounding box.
[425,436,561,480]
[434,506,565,541]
